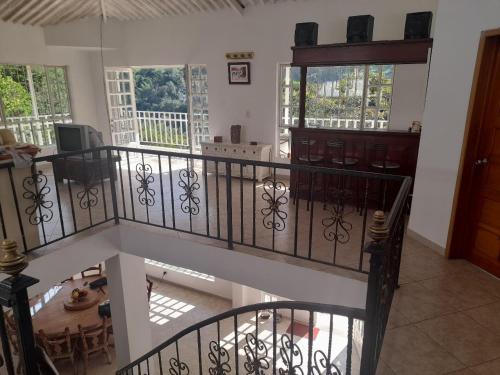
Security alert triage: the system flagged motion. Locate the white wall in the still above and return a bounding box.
[44,0,437,155]
[408,0,500,250]
[0,22,100,145]
[144,261,233,299]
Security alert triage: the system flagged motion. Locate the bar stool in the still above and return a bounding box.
[368,143,401,211]
[292,137,324,210]
[323,139,360,209]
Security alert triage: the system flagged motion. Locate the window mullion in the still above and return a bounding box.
[26,65,39,119]
[360,65,369,130]
[44,65,57,120]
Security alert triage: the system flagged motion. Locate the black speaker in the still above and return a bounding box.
[404,12,433,40]
[294,22,318,46]
[347,15,374,43]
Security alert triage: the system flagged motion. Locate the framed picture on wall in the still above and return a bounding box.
[228,62,251,84]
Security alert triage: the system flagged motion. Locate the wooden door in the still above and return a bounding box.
[464,35,500,277]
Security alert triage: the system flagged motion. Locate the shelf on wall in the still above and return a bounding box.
[291,38,433,66]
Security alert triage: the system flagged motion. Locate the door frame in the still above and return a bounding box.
[447,28,500,259]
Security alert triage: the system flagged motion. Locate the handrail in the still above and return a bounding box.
[117,300,366,373]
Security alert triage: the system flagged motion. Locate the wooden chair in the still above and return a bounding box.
[38,327,77,374]
[4,314,22,374]
[77,317,112,374]
[146,277,153,302]
[81,264,102,278]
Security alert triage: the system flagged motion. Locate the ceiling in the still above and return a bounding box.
[0,0,292,26]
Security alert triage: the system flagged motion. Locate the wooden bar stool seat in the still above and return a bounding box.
[368,143,402,210]
[370,160,400,169]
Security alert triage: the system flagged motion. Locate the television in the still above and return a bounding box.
[54,124,103,155]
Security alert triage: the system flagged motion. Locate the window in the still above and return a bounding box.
[278,64,394,131]
[0,64,72,146]
[188,64,210,152]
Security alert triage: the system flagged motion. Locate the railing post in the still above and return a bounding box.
[0,240,40,375]
[225,162,233,250]
[107,148,120,225]
[361,211,388,375]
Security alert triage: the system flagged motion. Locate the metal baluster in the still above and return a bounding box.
[254,310,259,375]
[146,357,150,375]
[215,161,220,239]
[217,320,221,371]
[234,314,239,375]
[293,168,300,258]
[158,351,164,375]
[307,311,314,374]
[65,157,78,233]
[168,156,176,229]
[81,153,93,226]
[187,157,192,232]
[197,328,203,375]
[290,309,294,372]
[118,152,127,218]
[98,152,109,221]
[0,306,15,375]
[272,308,277,375]
[240,164,244,243]
[327,313,333,371]
[126,151,136,221]
[142,153,150,224]
[32,163,47,245]
[52,161,66,238]
[203,160,209,236]
[252,165,256,247]
[0,193,7,239]
[158,155,166,227]
[359,178,370,271]
[7,167,27,251]
[226,162,233,249]
[307,171,315,260]
[272,168,277,251]
[175,341,181,375]
[347,317,353,375]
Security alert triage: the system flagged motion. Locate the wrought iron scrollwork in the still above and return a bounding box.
[243,332,270,374]
[169,357,190,375]
[261,178,288,231]
[311,350,342,375]
[178,168,200,215]
[136,163,156,206]
[76,172,99,210]
[22,170,53,225]
[208,341,231,375]
[322,191,353,244]
[279,334,304,375]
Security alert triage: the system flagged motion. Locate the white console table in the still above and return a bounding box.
[201,142,272,181]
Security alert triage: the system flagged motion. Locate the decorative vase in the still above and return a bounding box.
[230,125,241,144]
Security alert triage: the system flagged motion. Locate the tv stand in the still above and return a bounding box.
[53,155,120,185]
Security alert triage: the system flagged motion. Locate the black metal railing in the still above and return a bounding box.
[1,146,407,274]
[0,146,411,374]
[116,301,366,375]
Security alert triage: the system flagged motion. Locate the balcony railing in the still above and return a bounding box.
[283,117,389,130]
[0,146,410,374]
[137,110,210,150]
[2,114,72,147]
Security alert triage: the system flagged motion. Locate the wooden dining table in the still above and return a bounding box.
[30,276,109,337]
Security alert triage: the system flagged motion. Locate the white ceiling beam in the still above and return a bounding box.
[50,0,99,25]
[149,0,178,16]
[29,0,73,26]
[136,0,171,17]
[107,0,142,20]
[3,0,35,22]
[225,0,244,15]
[0,0,19,16]
[121,0,152,19]
[40,0,90,26]
[100,0,107,21]
[126,0,158,18]
[169,0,192,14]
[16,0,53,24]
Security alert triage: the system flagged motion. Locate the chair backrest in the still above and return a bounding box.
[81,263,102,278]
[369,143,389,167]
[293,137,316,161]
[38,328,72,358]
[78,318,108,352]
[326,139,347,164]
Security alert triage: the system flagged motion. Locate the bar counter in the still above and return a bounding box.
[290,127,420,178]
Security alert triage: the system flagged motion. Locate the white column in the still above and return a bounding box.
[105,253,152,368]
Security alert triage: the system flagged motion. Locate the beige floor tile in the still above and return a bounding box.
[380,325,464,375]
[470,357,500,374]
[415,312,500,367]
[462,301,500,337]
[391,282,463,323]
